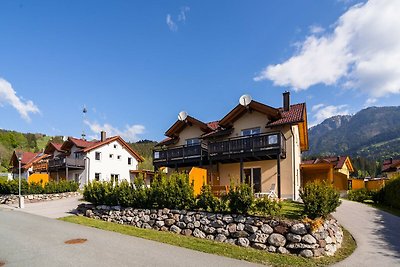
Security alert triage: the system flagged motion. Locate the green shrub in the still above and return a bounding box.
[300,181,340,219]
[83,181,118,206]
[0,179,78,195]
[226,183,254,214]
[379,176,400,209]
[132,176,151,208]
[347,188,377,203]
[150,172,195,210]
[252,196,282,217]
[196,184,220,212]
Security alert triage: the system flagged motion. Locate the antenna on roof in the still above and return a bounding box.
[178,111,188,121]
[82,105,88,140]
[239,94,252,107]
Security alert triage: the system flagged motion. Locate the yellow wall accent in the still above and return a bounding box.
[28,173,49,185]
[189,167,207,196]
[365,180,386,190]
[350,179,365,190]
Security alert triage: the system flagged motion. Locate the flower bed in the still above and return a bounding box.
[77,203,343,258]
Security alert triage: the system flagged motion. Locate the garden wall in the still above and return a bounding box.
[0,192,81,204]
[77,203,343,258]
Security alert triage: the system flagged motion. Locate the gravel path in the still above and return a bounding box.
[333,199,400,267]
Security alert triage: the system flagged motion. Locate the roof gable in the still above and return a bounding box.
[165,115,216,138]
[219,100,281,128]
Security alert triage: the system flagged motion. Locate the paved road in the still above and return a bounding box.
[0,207,264,267]
[1,196,84,218]
[333,199,400,267]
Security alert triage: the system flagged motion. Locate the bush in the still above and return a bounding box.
[84,181,118,206]
[252,197,282,217]
[150,172,195,210]
[226,183,254,214]
[300,181,340,219]
[347,188,377,203]
[379,176,400,209]
[196,184,220,212]
[0,179,79,195]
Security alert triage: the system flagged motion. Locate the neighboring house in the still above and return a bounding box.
[31,131,144,187]
[301,156,354,191]
[9,151,44,180]
[153,92,309,200]
[382,158,400,179]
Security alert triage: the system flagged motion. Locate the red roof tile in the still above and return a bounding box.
[382,159,400,172]
[207,121,219,130]
[267,103,305,126]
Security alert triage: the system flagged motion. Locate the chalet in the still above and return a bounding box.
[301,156,354,192]
[153,92,309,200]
[9,151,44,180]
[382,158,400,179]
[30,131,144,187]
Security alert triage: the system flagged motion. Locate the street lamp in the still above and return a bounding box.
[16,151,24,209]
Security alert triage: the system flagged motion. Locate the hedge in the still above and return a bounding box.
[84,172,284,217]
[0,179,79,195]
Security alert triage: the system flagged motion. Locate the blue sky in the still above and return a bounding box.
[1,0,400,142]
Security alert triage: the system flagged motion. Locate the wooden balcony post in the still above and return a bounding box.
[277,154,281,198]
[240,158,244,183]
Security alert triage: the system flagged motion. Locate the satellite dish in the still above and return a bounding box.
[239,94,252,107]
[178,111,188,121]
[62,136,68,142]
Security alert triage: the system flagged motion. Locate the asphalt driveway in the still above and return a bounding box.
[333,199,400,266]
[1,195,83,218]
[0,207,263,267]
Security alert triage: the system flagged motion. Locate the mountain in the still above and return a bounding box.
[306,106,400,159]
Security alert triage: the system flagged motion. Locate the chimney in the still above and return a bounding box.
[283,91,290,111]
[101,131,106,142]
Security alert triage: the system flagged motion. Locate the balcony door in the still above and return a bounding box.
[244,168,262,193]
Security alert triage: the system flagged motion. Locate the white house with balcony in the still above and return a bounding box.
[32,131,144,187]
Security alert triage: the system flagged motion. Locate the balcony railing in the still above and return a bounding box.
[48,158,85,169]
[208,132,285,158]
[153,143,208,164]
[32,161,48,172]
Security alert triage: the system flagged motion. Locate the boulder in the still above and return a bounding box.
[215,234,227,243]
[237,238,250,247]
[286,233,302,243]
[248,233,269,243]
[299,249,313,258]
[268,233,286,247]
[251,243,267,250]
[261,224,273,234]
[291,223,307,235]
[193,229,206,239]
[302,234,317,244]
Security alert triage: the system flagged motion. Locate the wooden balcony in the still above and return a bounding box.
[208,132,286,162]
[48,158,85,170]
[33,161,48,172]
[153,143,208,168]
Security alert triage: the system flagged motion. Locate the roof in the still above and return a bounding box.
[165,115,216,138]
[62,137,96,150]
[81,136,144,162]
[302,156,353,171]
[267,103,305,127]
[219,100,281,128]
[10,151,42,170]
[382,158,400,172]
[44,142,64,154]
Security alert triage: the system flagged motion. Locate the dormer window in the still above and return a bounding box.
[186,138,200,146]
[241,127,261,136]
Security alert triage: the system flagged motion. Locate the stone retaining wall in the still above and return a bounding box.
[77,204,343,258]
[0,192,81,204]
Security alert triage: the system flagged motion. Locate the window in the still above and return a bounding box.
[117,155,121,160]
[241,127,261,136]
[111,174,119,184]
[74,152,82,159]
[154,152,159,159]
[128,157,132,165]
[186,138,200,146]
[109,154,114,159]
[95,173,101,181]
[74,174,80,183]
[268,134,278,144]
[114,144,118,149]
[95,152,101,161]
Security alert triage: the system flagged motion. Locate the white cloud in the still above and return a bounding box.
[0,78,40,122]
[310,104,350,126]
[84,120,145,142]
[166,14,178,32]
[255,0,400,98]
[309,25,325,34]
[178,6,190,22]
[364,97,377,107]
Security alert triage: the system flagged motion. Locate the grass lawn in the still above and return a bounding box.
[60,215,356,267]
[280,201,304,220]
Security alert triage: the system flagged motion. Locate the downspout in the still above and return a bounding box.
[84,156,90,186]
[290,126,296,200]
